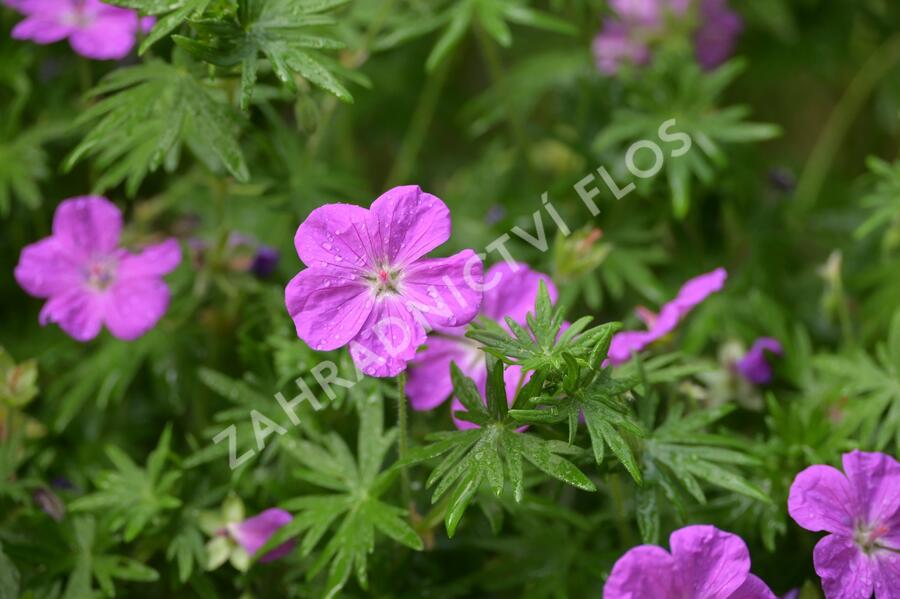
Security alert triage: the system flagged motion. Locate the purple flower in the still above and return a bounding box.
[14,196,181,342]
[593,20,652,75]
[607,267,727,365]
[604,525,776,599]
[593,0,741,75]
[406,262,556,424]
[7,0,154,61]
[227,508,295,563]
[787,450,900,599]
[285,186,484,378]
[694,0,743,69]
[735,337,782,385]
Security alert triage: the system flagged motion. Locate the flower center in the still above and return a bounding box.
[368,265,401,296]
[854,520,889,555]
[84,258,117,291]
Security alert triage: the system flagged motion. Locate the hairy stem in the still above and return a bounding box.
[397,371,411,508]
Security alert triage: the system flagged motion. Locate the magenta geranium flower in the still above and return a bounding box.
[406,262,555,421]
[14,196,181,342]
[227,508,295,563]
[593,0,741,74]
[285,186,484,378]
[604,525,776,599]
[788,450,900,599]
[7,0,154,60]
[607,267,727,365]
[735,337,782,385]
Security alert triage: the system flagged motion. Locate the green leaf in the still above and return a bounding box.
[66,61,248,194]
[175,0,353,107]
[256,392,421,596]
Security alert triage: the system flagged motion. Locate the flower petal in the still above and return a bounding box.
[812,534,874,599]
[11,13,74,44]
[349,296,426,377]
[670,525,750,599]
[103,278,171,340]
[607,330,654,365]
[52,196,122,257]
[69,11,138,60]
[118,239,182,280]
[407,336,473,411]
[788,464,857,535]
[481,262,557,327]
[15,237,83,298]
[39,288,104,342]
[874,551,900,599]
[401,250,483,330]
[652,267,727,337]
[592,20,651,75]
[294,203,374,271]
[841,450,900,530]
[694,0,744,70]
[285,268,374,352]
[369,186,451,266]
[603,544,679,599]
[228,508,294,563]
[727,574,777,599]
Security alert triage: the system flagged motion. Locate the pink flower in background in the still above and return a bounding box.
[788,450,900,599]
[607,267,727,365]
[407,263,554,428]
[285,186,483,378]
[603,524,776,599]
[593,21,652,75]
[593,0,742,75]
[735,337,782,385]
[227,508,295,563]
[694,0,743,69]
[7,0,155,60]
[14,196,181,342]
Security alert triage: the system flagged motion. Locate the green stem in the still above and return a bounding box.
[794,34,900,213]
[608,473,634,547]
[396,371,411,507]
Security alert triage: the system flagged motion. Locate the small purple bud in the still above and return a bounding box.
[251,246,280,278]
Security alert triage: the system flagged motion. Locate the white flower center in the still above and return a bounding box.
[84,258,117,291]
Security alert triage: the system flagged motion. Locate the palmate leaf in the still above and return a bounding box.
[377,0,574,71]
[401,360,596,538]
[0,124,56,216]
[468,279,621,372]
[593,59,780,218]
[507,323,645,482]
[636,403,769,543]
[814,309,900,450]
[174,0,352,110]
[70,426,182,542]
[64,60,248,195]
[257,392,422,599]
[55,516,159,599]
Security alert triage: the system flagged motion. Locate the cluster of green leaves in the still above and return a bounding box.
[594,60,781,217]
[259,392,420,599]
